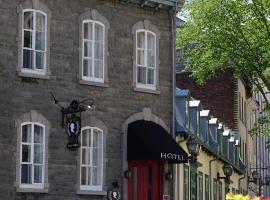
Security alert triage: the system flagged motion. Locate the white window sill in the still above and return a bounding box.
[76,189,107,196]
[16,187,49,193]
[79,79,109,88]
[17,71,51,80]
[133,86,160,95]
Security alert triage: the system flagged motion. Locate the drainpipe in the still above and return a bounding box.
[209,158,218,200]
[171,5,177,200]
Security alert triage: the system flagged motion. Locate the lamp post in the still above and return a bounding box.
[249,173,270,196]
[249,167,270,196]
[217,163,233,194]
[186,137,201,162]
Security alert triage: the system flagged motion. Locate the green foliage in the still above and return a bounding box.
[177,0,270,86]
[177,0,270,137]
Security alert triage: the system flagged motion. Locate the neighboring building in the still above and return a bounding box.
[175,70,270,197]
[0,0,187,199]
[174,88,246,200]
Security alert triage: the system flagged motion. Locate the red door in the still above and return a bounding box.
[128,160,163,200]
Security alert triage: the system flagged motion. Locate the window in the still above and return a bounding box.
[197,172,203,200]
[20,122,45,188]
[22,9,47,74]
[205,175,209,200]
[82,20,105,82]
[80,127,103,191]
[136,30,156,89]
[218,181,222,200]
[184,165,189,200]
[213,179,217,200]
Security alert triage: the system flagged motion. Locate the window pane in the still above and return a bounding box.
[147,68,154,85]
[82,129,89,147]
[83,59,92,77]
[95,23,103,42]
[84,41,92,58]
[94,60,103,79]
[34,144,43,164]
[22,145,31,162]
[34,165,42,183]
[36,32,45,51]
[36,13,45,32]
[137,32,145,48]
[93,129,101,147]
[147,50,155,68]
[92,167,101,185]
[137,66,146,84]
[92,148,101,166]
[94,42,103,59]
[35,51,45,69]
[81,167,87,185]
[22,124,31,142]
[24,11,33,30]
[84,22,92,40]
[82,148,90,165]
[21,164,32,184]
[36,13,46,51]
[34,125,43,143]
[137,50,144,65]
[23,49,33,69]
[24,30,32,48]
[147,33,155,50]
[88,167,92,185]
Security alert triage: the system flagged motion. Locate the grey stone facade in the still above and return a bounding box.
[0,0,175,199]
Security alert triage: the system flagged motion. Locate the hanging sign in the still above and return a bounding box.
[107,190,121,200]
[66,115,81,139]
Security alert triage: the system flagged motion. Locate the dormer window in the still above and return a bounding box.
[199,110,210,142]
[189,100,201,135]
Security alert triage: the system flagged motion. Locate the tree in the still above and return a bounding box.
[176,0,270,136]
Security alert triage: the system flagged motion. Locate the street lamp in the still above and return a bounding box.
[186,137,201,162]
[217,164,233,193]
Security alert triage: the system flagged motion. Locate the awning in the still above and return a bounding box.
[127,120,188,163]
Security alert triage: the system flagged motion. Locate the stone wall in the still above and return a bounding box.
[0,0,173,199]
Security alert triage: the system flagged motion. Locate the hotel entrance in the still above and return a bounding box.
[128,160,163,200]
[126,120,188,200]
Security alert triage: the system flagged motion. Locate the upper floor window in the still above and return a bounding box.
[136,30,156,89]
[82,20,105,83]
[80,127,103,191]
[22,9,47,74]
[20,122,45,188]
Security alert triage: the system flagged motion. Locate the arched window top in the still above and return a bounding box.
[136,29,156,36]
[23,8,47,16]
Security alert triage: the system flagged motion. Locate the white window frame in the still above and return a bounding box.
[80,126,104,191]
[82,20,105,83]
[136,29,156,90]
[21,9,47,75]
[20,122,45,189]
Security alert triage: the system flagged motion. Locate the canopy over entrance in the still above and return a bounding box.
[127,120,188,163]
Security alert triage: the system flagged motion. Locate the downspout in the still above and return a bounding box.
[209,158,218,200]
[171,4,177,200]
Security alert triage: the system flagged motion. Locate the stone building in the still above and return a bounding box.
[0,0,186,199]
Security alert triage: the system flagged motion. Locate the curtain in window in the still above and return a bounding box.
[23,10,46,71]
[136,30,156,87]
[80,127,103,191]
[82,21,104,82]
[21,123,44,185]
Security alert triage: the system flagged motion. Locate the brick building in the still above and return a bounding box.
[0,0,186,199]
